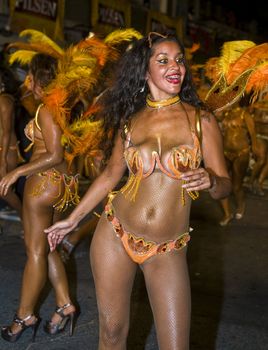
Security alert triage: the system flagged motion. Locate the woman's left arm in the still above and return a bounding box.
[182,111,232,200]
[0,106,64,196]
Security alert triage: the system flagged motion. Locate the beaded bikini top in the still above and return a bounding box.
[120,108,203,203]
[24,103,43,151]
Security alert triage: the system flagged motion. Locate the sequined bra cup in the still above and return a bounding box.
[24,103,43,152]
[120,108,203,204]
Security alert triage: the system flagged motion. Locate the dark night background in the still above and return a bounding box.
[216,0,268,39]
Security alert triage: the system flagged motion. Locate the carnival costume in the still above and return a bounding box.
[8,28,143,168]
[204,40,268,111]
[24,103,79,211]
[104,97,203,264]
[7,28,143,210]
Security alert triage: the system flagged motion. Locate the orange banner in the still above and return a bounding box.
[9,0,65,40]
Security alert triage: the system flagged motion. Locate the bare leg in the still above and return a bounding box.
[90,215,137,350]
[0,150,22,219]
[142,249,191,350]
[1,189,22,218]
[232,154,249,218]
[219,197,233,226]
[218,157,233,226]
[10,178,53,333]
[47,250,75,323]
[9,175,73,332]
[46,198,76,324]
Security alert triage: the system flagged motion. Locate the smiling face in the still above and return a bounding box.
[146,40,186,101]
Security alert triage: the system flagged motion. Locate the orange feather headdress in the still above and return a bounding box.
[204,40,268,111]
[8,28,143,167]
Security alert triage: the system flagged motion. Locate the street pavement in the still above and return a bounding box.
[0,187,268,350]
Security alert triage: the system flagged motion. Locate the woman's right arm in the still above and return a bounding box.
[45,131,127,251]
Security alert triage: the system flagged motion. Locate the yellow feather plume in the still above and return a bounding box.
[8,28,143,168]
[19,29,64,56]
[8,50,37,65]
[218,40,255,77]
[61,118,104,167]
[7,42,63,60]
[104,28,143,46]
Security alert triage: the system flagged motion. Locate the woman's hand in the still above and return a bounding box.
[0,169,19,196]
[44,218,78,252]
[181,168,215,192]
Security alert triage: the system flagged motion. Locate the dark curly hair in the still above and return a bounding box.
[29,53,58,88]
[99,33,205,160]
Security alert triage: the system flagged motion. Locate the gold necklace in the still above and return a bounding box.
[146,94,181,109]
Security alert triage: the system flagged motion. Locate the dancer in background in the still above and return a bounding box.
[46,33,231,349]
[0,54,79,343]
[215,100,258,225]
[0,66,22,220]
[204,40,268,225]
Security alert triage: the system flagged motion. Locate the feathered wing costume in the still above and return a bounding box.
[7,28,143,168]
[204,40,268,111]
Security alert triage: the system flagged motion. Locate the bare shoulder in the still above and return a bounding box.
[182,103,215,126]
[128,106,147,128]
[199,109,220,133]
[200,109,215,123]
[0,94,14,107]
[39,104,56,124]
[200,109,222,141]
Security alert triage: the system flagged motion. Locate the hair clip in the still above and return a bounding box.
[147,32,168,48]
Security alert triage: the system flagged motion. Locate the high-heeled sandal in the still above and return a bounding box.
[44,303,76,336]
[1,314,41,343]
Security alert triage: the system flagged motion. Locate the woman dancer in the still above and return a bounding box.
[0,66,22,218]
[0,53,79,343]
[46,33,231,349]
[216,101,257,225]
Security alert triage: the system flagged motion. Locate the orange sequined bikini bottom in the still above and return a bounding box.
[30,168,80,212]
[104,196,191,264]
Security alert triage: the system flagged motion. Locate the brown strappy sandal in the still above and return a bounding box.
[1,314,41,343]
[44,303,77,336]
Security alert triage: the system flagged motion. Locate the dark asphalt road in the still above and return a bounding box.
[0,188,267,350]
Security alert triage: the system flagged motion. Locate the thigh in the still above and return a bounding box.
[23,175,57,253]
[142,249,191,350]
[232,154,249,186]
[90,214,138,326]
